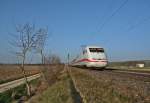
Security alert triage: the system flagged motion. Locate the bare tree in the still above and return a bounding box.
[43,54,62,85]
[36,28,48,64]
[35,28,48,83]
[45,54,61,64]
[11,23,42,96]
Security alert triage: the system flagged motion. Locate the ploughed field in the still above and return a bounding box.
[0,64,41,83]
[70,67,150,103]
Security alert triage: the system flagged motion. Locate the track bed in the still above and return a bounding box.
[70,67,150,103]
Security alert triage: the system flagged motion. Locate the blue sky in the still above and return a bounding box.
[0,0,150,63]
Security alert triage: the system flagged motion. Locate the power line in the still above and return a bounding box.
[96,0,129,33]
[127,16,150,31]
[94,0,114,32]
[86,0,115,41]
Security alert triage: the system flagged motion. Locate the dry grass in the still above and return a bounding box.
[29,69,74,103]
[70,67,150,103]
[0,64,41,83]
[108,66,150,71]
[0,64,66,103]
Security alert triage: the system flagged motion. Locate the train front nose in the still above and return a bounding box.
[86,59,108,67]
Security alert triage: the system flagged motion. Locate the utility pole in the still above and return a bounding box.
[67,53,70,65]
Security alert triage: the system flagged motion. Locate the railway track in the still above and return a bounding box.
[70,67,150,102]
[112,70,150,76]
[72,66,150,84]
[77,66,150,77]
[106,69,150,82]
[0,73,41,93]
[77,67,150,87]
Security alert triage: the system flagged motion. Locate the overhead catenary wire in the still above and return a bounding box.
[96,0,129,34]
[86,0,116,41]
[94,0,114,32]
[127,16,150,31]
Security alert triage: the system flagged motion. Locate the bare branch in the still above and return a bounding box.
[9,23,48,96]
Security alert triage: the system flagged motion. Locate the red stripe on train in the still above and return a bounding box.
[76,59,107,63]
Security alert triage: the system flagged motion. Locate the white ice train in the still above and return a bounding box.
[71,46,108,68]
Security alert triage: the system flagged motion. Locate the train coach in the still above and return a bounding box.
[71,46,108,68]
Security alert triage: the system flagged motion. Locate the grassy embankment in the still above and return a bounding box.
[29,69,82,103]
[70,68,150,103]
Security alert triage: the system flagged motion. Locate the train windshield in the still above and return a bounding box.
[89,48,104,53]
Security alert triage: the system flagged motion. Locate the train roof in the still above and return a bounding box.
[84,45,103,48]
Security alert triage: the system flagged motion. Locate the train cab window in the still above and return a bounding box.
[89,48,104,53]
